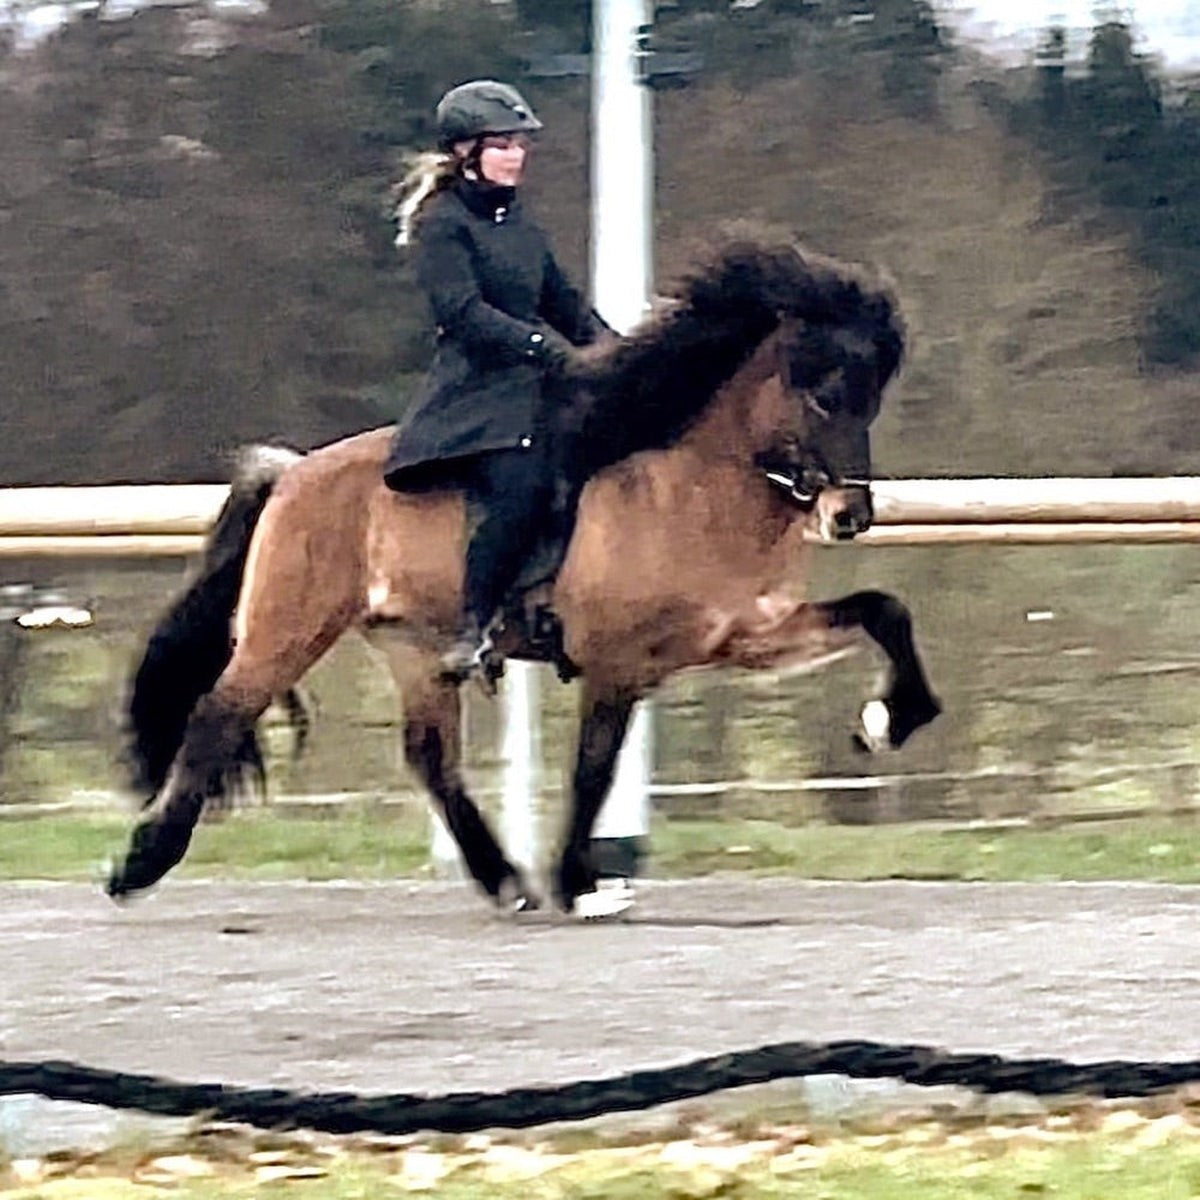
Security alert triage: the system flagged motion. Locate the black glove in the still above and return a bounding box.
[526,328,575,373]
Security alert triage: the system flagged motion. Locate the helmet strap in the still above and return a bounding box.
[458,137,486,181]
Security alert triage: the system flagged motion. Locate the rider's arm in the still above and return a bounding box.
[539,251,616,347]
[416,213,564,366]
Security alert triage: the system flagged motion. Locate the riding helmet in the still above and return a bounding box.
[435,79,543,149]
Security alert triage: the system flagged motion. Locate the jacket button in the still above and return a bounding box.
[520,435,533,448]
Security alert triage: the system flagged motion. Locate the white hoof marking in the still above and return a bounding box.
[573,880,636,921]
[496,877,536,918]
[859,699,892,752]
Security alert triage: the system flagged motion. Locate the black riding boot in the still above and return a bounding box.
[440,447,551,683]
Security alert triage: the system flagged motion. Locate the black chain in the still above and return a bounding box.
[4,1040,1199,1136]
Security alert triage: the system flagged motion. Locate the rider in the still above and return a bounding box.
[383,79,609,681]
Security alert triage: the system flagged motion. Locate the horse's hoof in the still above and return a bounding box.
[854,698,892,753]
[572,879,636,921]
[102,859,146,905]
[890,690,943,747]
[496,875,541,916]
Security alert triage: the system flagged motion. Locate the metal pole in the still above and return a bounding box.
[588,0,654,877]
[591,0,654,333]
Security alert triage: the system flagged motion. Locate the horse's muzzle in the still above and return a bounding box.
[816,485,874,542]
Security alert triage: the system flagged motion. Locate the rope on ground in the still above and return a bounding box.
[4,1041,1200,1135]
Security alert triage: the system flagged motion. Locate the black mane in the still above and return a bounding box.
[563,239,904,479]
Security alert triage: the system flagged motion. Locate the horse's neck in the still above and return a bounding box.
[673,337,790,473]
[594,341,803,572]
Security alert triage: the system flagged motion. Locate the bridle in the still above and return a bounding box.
[762,464,872,510]
[758,395,872,511]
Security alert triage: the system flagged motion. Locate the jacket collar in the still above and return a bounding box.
[454,176,519,221]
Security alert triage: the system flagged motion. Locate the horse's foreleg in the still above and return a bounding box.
[556,681,637,914]
[816,589,941,751]
[387,649,538,912]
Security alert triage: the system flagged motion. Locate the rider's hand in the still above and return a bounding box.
[527,329,575,373]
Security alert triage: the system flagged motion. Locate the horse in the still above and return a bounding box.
[105,236,941,918]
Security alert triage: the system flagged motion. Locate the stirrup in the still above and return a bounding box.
[476,640,506,697]
[531,605,580,683]
[438,630,492,678]
[438,630,506,695]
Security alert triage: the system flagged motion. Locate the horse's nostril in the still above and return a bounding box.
[831,508,871,540]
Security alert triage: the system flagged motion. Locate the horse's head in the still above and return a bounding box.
[754,259,904,542]
[561,235,903,522]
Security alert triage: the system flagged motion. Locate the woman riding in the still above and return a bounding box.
[383,79,610,681]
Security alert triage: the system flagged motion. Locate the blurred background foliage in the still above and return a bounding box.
[2,0,1200,824]
[2,0,1199,483]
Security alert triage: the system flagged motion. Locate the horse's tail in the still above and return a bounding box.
[126,445,307,799]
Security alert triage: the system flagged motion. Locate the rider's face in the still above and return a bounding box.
[476,132,531,186]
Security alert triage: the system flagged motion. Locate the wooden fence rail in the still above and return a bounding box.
[1,478,1200,554]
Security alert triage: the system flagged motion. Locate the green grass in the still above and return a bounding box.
[0,808,433,884]
[4,808,1200,885]
[649,814,1200,883]
[6,1118,1200,1198]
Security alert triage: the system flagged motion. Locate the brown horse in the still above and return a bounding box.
[106,238,941,916]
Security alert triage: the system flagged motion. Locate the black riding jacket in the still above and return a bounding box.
[383,177,605,491]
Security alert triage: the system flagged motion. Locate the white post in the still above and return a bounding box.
[588,0,654,871]
[429,693,467,880]
[500,662,541,872]
[429,810,463,879]
[591,700,652,848]
[591,0,654,332]
[430,669,542,879]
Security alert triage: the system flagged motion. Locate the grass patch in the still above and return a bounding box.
[0,807,432,884]
[4,809,1200,885]
[6,1111,1200,1197]
[648,814,1200,883]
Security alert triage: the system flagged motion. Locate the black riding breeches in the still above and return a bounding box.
[461,444,554,629]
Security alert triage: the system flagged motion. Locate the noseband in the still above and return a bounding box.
[763,464,824,510]
[761,463,871,511]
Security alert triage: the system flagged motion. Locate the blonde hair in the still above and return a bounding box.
[392,151,458,248]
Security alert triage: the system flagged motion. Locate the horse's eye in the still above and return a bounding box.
[810,372,845,416]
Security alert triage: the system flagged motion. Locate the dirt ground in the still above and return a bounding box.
[4,877,1200,1105]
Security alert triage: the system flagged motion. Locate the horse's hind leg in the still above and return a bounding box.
[816,590,941,751]
[110,646,339,898]
[379,641,539,913]
[555,681,638,916]
[108,552,355,898]
[106,677,271,897]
